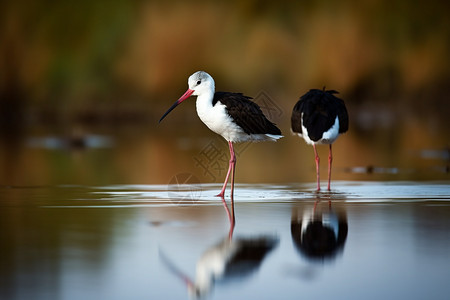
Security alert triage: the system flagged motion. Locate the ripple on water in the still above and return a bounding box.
[36,181,449,208]
[53,181,450,208]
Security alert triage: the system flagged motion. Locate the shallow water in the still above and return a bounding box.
[1,182,449,300]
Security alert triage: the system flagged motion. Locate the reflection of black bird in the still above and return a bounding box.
[191,235,278,297]
[160,195,278,299]
[161,236,278,299]
[291,89,348,191]
[291,204,347,261]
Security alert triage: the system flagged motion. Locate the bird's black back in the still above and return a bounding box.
[291,89,348,142]
[213,92,282,136]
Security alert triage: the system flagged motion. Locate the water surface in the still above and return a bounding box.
[1,182,449,300]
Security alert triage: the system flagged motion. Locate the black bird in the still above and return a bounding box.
[291,88,348,191]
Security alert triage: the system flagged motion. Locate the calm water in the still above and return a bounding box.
[0,110,449,300]
[1,182,449,300]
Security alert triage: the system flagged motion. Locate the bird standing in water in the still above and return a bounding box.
[291,88,348,191]
[159,71,282,198]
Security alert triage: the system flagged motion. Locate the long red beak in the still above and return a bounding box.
[159,89,195,123]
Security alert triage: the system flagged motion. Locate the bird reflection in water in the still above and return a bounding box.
[160,195,279,299]
[291,197,348,263]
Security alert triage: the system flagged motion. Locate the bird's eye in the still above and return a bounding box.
[196,80,201,85]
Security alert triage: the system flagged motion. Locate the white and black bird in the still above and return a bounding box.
[291,88,348,191]
[160,235,278,299]
[159,71,283,198]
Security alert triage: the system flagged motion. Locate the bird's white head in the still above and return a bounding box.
[159,71,215,123]
[188,71,215,96]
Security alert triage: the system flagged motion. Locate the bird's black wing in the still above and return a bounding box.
[336,96,349,133]
[213,92,282,135]
[224,236,279,277]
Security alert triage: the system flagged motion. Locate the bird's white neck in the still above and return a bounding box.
[195,89,215,122]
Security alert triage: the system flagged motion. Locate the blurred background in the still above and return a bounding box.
[1,0,449,186]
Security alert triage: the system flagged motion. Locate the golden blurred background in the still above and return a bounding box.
[0,0,449,186]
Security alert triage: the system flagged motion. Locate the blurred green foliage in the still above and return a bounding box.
[0,0,449,130]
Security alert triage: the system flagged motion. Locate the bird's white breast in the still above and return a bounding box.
[196,94,247,142]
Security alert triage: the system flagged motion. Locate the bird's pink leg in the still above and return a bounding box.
[327,144,333,191]
[216,141,236,198]
[216,160,231,197]
[229,142,236,200]
[230,142,236,198]
[313,144,320,191]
